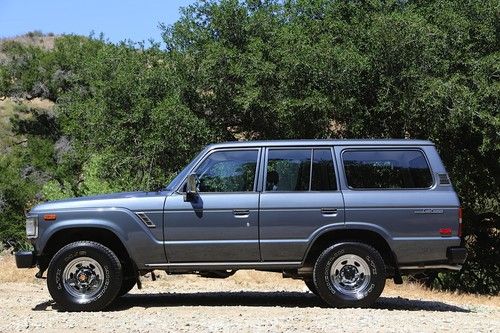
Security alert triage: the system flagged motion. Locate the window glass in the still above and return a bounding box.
[311,149,337,191]
[195,150,258,192]
[343,150,433,189]
[266,149,311,191]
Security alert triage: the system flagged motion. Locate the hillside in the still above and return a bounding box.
[0,98,55,154]
[0,31,56,52]
[0,32,57,153]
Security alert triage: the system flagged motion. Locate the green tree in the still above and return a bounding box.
[0,0,497,293]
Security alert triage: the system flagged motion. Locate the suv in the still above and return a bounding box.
[16,139,467,311]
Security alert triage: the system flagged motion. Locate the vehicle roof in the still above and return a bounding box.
[208,139,434,149]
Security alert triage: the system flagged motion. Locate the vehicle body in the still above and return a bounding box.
[16,139,467,311]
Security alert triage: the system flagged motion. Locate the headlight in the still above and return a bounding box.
[26,216,38,238]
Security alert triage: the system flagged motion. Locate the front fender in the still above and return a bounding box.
[35,207,165,268]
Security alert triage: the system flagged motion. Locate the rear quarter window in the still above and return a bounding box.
[342,149,433,189]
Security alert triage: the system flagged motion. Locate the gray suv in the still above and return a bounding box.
[16,139,467,311]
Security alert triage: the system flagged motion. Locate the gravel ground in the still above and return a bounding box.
[0,270,498,333]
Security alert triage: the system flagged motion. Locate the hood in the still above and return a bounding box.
[30,190,173,213]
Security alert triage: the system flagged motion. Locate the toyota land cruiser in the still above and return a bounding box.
[15,139,467,311]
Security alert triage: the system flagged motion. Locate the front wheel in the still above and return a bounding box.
[313,242,386,308]
[304,279,319,296]
[118,275,137,296]
[47,241,123,311]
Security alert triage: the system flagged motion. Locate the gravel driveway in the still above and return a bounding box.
[0,270,498,333]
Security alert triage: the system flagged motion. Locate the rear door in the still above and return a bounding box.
[337,146,460,263]
[259,147,345,261]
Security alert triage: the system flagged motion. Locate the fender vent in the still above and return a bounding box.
[438,173,451,185]
[136,212,156,228]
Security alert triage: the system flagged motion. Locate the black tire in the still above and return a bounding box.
[313,242,386,308]
[47,241,123,311]
[118,276,137,296]
[304,279,319,296]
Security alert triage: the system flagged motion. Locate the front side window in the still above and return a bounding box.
[343,150,433,189]
[194,150,258,192]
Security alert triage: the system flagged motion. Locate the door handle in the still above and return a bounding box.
[233,209,250,218]
[321,208,338,216]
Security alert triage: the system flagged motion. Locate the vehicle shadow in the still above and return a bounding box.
[33,291,471,313]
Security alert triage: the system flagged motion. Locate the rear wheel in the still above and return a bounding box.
[47,241,123,311]
[313,242,386,308]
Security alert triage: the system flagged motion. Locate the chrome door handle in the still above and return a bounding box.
[321,208,338,216]
[233,209,250,218]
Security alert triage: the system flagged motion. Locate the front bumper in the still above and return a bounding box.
[14,251,37,268]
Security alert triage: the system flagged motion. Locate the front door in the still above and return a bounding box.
[259,147,345,261]
[163,148,261,262]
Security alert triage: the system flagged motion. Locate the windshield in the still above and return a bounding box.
[165,148,206,191]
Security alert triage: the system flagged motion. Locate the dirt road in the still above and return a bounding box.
[0,265,499,333]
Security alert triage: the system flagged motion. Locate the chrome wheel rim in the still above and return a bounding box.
[63,257,104,299]
[329,254,371,297]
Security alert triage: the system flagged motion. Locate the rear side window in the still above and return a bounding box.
[266,149,311,191]
[266,148,337,191]
[311,149,337,191]
[342,150,433,189]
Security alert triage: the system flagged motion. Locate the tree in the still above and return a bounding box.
[0,0,498,293]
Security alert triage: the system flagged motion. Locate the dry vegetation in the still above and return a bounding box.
[0,32,56,50]
[0,99,17,152]
[0,98,55,153]
[0,32,56,65]
[1,251,498,308]
[1,251,498,332]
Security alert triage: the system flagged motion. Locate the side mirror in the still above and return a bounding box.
[184,173,199,202]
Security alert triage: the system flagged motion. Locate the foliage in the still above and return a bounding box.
[0,153,37,245]
[0,0,498,293]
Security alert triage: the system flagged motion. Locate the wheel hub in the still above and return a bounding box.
[329,254,371,295]
[62,257,104,299]
[339,265,359,285]
[77,272,88,282]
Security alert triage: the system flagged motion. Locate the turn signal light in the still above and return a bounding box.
[43,214,57,221]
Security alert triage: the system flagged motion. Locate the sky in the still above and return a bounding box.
[0,0,195,43]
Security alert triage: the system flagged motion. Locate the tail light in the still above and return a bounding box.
[439,228,452,236]
[458,207,463,237]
